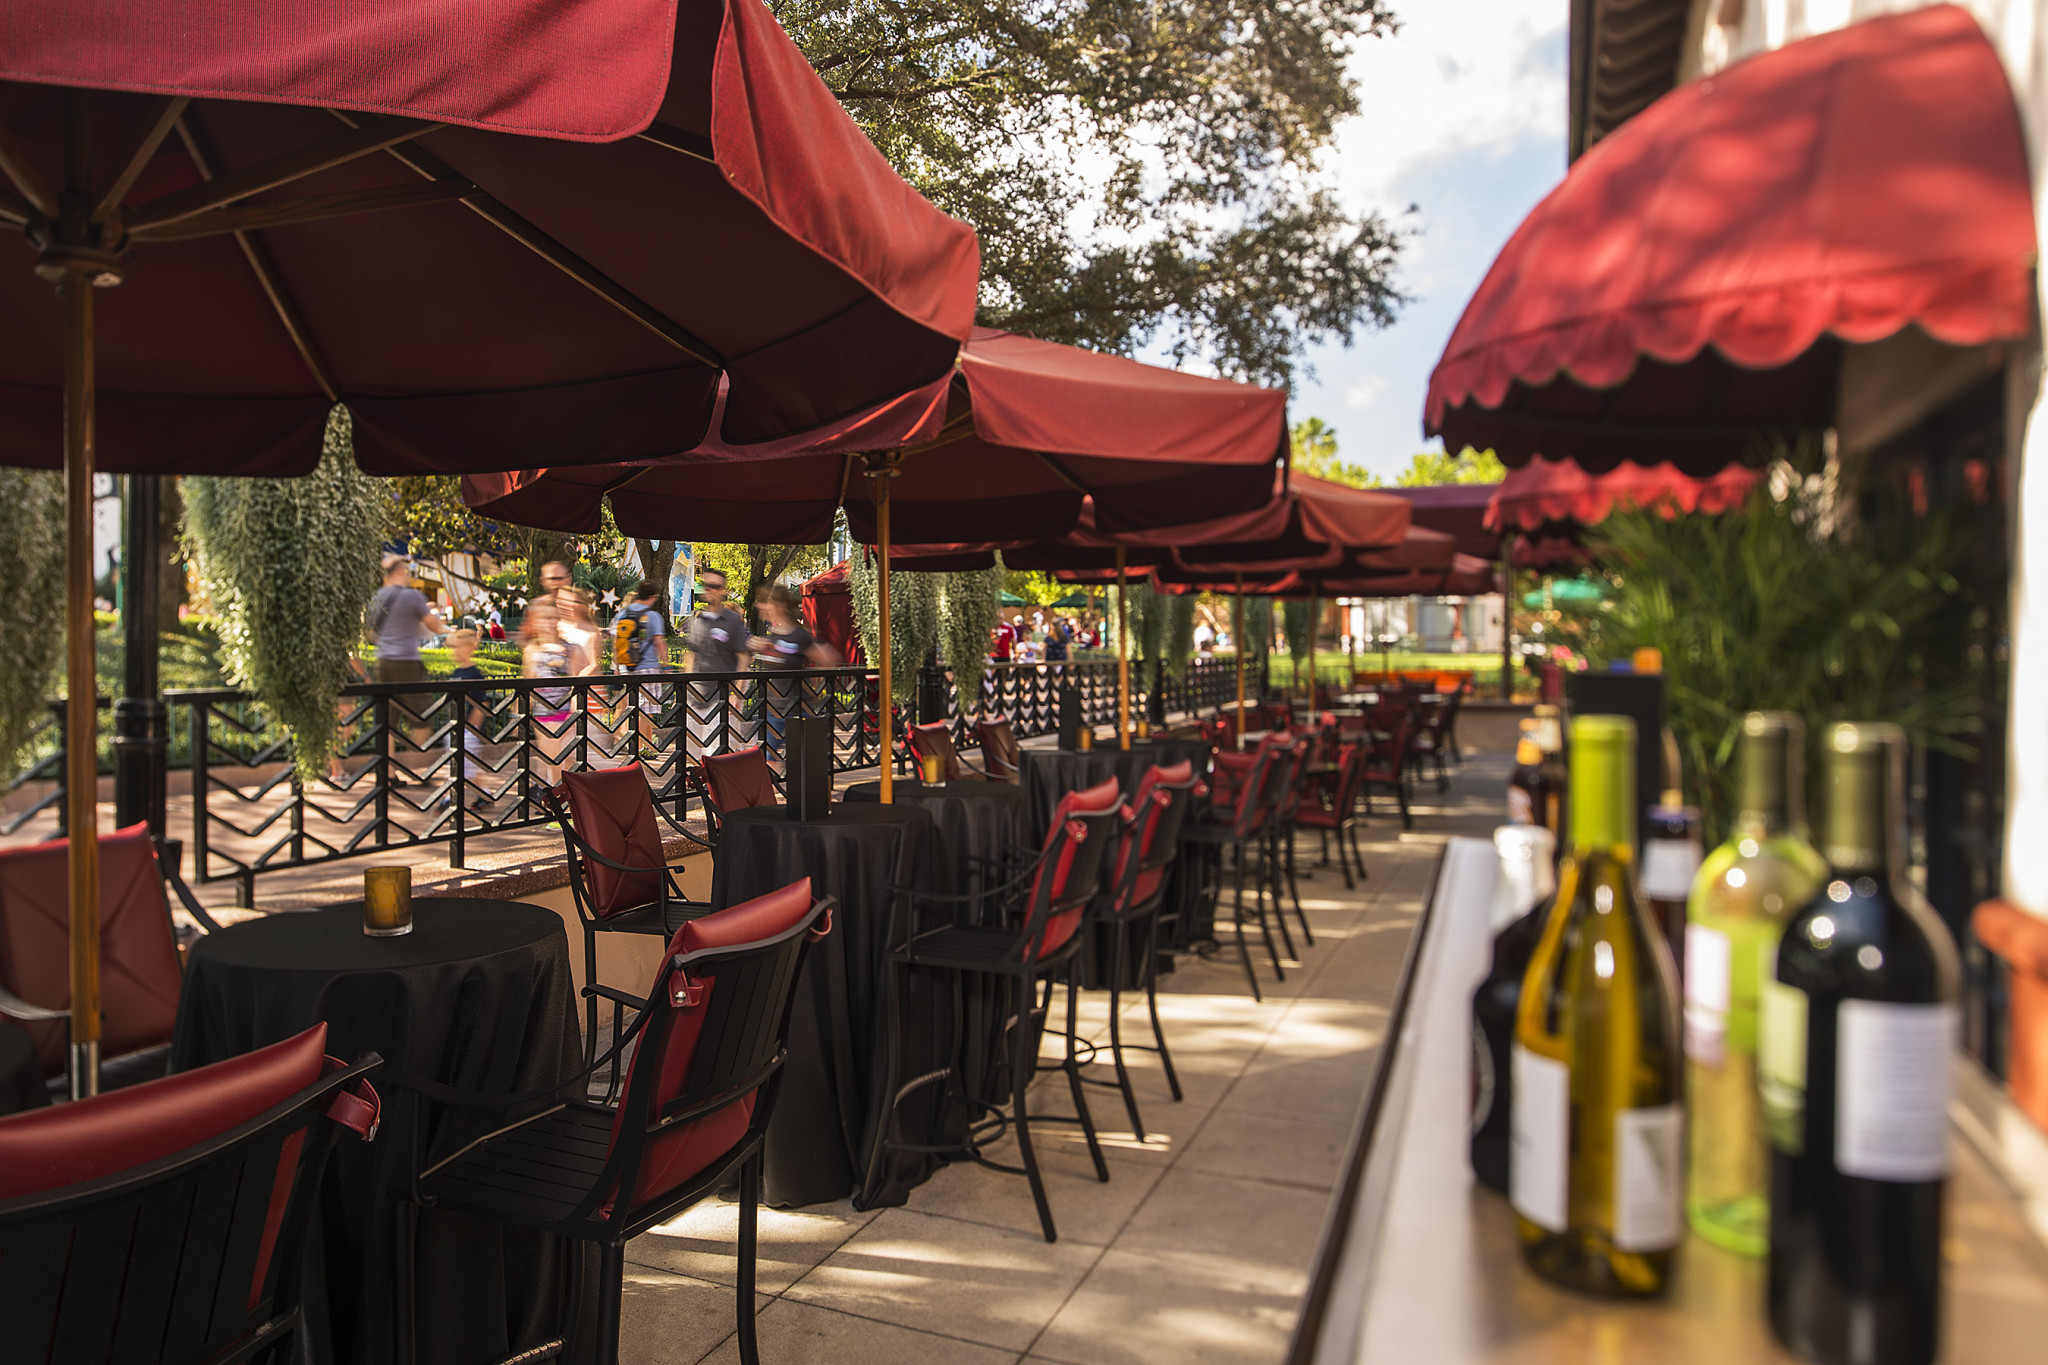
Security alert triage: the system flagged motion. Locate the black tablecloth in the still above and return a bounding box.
[711,805,932,1209]
[841,779,1028,901]
[0,1018,49,1116]
[171,899,588,1365]
[1020,749,1120,840]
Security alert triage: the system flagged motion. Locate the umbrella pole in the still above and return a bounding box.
[1234,575,1245,748]
[873,460,897,803]
[1308,593,1319,711]
[58,261,103,1099]
[1116,549,1131,751]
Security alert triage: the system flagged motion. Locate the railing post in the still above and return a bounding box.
[451,684,468,869]
[373,693,391,847]
[191,698,210,883]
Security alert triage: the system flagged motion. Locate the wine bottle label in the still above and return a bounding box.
[1510,1043,1569,1232]
[1508,787,1534,823]
[1759,968,1807,1154]
[1835,1000,1958,1182]
[1640,840,1703,901]
[1683,924,1731,1066]
[1613,1104,1684,1251]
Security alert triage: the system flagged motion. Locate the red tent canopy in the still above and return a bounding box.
[0,0,980,474]
[1486,456,1763,533]
[1387,483,1500,559]
[884,473,1410,574]
[800,560,861,664]
[1148,553,1499,599]
[1424,5,2036,475]
[465,327,1290,543]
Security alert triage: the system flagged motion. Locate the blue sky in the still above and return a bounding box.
[1287,2,1570,482]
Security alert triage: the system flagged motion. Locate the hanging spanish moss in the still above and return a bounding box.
[938,560,1005,706]
[848,551,940,705]
[0,469,66,770]
[184,408,387,778]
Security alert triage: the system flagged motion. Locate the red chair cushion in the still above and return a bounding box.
[559,765,665,919]
[701,746,778,815]
[974,717,1020,780]
[908,722,966,780]
[1111,761,1193,901]
[613,879,817,1207]
[0,1022,328,1200]
[1032,778,1121,958]
[0,823,182,1077]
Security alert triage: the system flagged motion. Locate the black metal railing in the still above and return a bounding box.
[1,655,1263,903]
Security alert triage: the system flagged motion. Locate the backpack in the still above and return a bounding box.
[613,602,659,669]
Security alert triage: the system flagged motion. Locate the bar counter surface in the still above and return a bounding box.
[1307,838,2048,1364]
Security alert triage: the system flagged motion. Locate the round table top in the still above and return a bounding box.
[840,779,1024,806]
[186,897,561,974]
[0,1017,48,1116]
[718,802,928,834]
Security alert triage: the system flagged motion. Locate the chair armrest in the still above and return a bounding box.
[163,863,226,934]
[581,982,643,1009]
[0,986,66,1023]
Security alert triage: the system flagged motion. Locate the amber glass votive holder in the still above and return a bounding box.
[363,866,414,937]
[1077,727,1095,752]
[920,751,946,787]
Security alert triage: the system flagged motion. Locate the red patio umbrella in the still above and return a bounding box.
[1424,5,2036,475]
[466,329,1291,790]
[0,0,980,1094]
[1485,455,1763,534]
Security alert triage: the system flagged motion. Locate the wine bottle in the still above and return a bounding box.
[1765,724,1960,1365]
[1471,825,1558,1194]
[1510,715,1684,1296]
[1685,712,1827,1257]
[1508,725,1562,838]
[1641,731,1702,981]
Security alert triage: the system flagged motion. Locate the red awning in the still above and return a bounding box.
[0,0,980,474]
[1386,483,1501,559]
[465,328,1289,543]
[1486,456,1762,533]
[1424,5,2036,474]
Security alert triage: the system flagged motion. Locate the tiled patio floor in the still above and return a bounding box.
[619,755,1511,1364]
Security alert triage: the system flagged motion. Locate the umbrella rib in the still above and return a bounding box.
[0,117,57,218]
[91,96,189,223]
[127,177,477,242]
[0,186,30,228]
[126,116,441,232]
[637,123,717,165]
[176,118,339,402]
[331,112,722,368]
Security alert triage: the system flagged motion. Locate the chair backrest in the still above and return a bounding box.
[1267,702,1295,733]
[700,746,779,824]
[1312,742,1370,820]
[0,823,182,1077]
[974,716,1021,782]
[0,1023,380,1365]
[907,722,967,781]
[1209,738,1285,840]
[606,880,828,1214]
[1020,777,1122,962]
[1268,734,1316,815]
[556,765,665,920]
[1109,761,1201,917]
[1372,712,1413,770]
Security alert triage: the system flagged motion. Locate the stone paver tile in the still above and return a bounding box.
[1175,1107,1353,1191]
[629,1196,878,1293]
[1025,1247,1304,1365]
[618,1265,767,1365]
[1110,1167,1331,1291]
[1219,1050,1378,1126]
[906,1141,1170,1244]
[784,1206,1102,1352]
[693,1297,1019,1365]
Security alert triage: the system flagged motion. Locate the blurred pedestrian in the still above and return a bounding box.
[366,553,445,776]
[522,598,576,783]
[684,565,749,754]
[750,583,837,754]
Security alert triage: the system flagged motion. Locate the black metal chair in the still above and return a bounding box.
[1299,740,1371,889]
[545,763,715,1057]
[1078,760,1203,1140]
[1181,738,1292,1000]
[1263,732,1318,958]
[861,777,1124,1243]
[0,1022,381,1365]
[398,879,830,1365]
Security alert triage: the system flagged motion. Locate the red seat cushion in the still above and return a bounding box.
[701,746,778,815]
[612,880,817,1208]
[1032,778,1121,957]
[0,823,182,1077]
[559,765,665,919]
[0,1022,328,1200]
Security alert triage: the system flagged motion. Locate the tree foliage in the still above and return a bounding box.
[1571,465,1979,846]
[939,561,1007,703]
[390,475,517,561]
[1395,446,1505,486]
[0,469,66,769]
[782,0,1408,384]
[183,409,387,778]
[847,556,942,704]
[1289,416,1379,488]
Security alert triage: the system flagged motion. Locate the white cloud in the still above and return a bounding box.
[1345,373,1391,411]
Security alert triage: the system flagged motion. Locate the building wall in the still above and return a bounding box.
[1687,0,2048,919]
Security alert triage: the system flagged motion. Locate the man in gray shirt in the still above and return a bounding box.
[683,566,750,754]
[367,554,446,762]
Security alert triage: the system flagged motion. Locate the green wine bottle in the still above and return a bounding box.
[1511,714,1685,1296]
[1683,712,1827,1257]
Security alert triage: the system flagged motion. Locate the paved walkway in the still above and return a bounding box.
[616,755,1510,1364]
